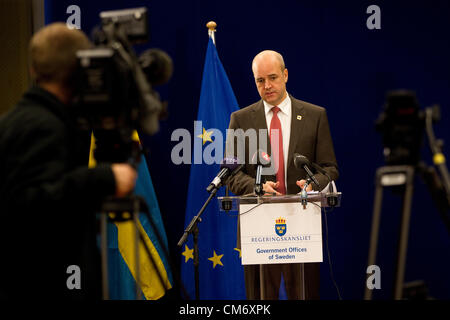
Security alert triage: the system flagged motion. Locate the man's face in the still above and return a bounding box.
[252,55,288,106]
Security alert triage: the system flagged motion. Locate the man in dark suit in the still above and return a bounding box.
[0,23,137,299]
[226,50,339,300]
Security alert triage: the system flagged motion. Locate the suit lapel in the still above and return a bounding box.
[250,97,306,163]
[250,100,271,154]
[287,97,305,168]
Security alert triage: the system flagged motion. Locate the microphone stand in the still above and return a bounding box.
[300,178,312,209]
[254,164,264,196]
[310,162,338,207]
[177,187,218,300]
[300,164,320,209]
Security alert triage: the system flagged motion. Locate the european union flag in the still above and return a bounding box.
[180,38,245,299]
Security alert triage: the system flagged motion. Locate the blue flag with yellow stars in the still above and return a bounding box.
[180,37,245,299]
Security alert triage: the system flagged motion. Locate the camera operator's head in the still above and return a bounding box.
[29,22,91,104]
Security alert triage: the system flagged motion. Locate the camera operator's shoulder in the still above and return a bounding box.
[23,102,64,132]
[1,101,64,145]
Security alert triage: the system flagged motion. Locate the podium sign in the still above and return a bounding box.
[239,201,323,265]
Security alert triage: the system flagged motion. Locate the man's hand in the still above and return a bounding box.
[263,181,282,196]
[296,179,313,192]
[111,163,138,197]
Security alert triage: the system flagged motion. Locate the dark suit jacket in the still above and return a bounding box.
[0,86,116,299]
[226,95,338,299]
[226,95,339,196]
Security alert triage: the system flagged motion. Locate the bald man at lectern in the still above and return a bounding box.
[226,50,339,300]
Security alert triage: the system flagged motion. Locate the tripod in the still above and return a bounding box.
[365,162,450,300]
[365,165,415,300]
[99,195,172,300]
[367,103,450,300]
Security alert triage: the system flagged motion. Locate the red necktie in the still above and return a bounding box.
[270,106,286,195]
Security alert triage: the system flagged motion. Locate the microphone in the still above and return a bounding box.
[252,150,271,196]
[251,149,271,166]
[293,154,320,188]
[137,48,173,134]
[139,48,174,86]
[206,157,243,193]
[310,162,338,207]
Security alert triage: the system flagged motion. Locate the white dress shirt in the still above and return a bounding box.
[263,93,291,183]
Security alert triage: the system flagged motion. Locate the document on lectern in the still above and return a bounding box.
[239,201,323,265]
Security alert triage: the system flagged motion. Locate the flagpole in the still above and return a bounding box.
[177,21,218,300]
[206,21,216,45]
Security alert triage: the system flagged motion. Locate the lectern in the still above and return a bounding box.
[218,191,341,299]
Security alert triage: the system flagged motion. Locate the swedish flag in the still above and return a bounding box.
[89,134,173,299]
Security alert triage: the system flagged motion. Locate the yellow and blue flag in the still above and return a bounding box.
[90,134,173,300]
[180,38,245,299]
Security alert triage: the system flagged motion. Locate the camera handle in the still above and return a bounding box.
[425,106,450,207]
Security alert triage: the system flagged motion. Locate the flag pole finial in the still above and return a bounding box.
[206,21,217,45]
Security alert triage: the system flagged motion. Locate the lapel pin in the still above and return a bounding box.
[297,115,302,120]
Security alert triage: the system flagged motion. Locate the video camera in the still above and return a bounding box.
[375,90,439,166]
[376,89,450,232]
[74,7,173,164]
